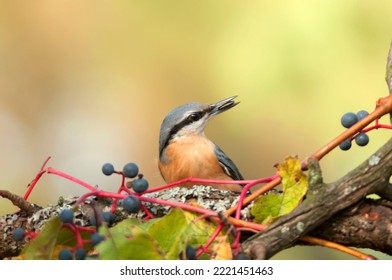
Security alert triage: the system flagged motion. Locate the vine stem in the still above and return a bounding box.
[23,156,52,200]
[235,175,279,219]
[62,224,84,248]
[196,223,224,258]
[299,236,376,260]
[47,167,97,192]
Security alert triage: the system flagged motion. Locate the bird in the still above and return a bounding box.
[158,96,244,192]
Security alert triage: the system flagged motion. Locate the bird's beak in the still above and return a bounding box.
[208,96,240,116]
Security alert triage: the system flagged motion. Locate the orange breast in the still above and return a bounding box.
[158,135,242,192]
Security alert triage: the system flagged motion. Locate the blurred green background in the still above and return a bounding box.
[1,1,391,259]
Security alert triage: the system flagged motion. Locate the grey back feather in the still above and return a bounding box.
[214,145,244,182]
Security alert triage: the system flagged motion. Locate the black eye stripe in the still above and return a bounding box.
[173,110,207,134]
[159,109,209,157]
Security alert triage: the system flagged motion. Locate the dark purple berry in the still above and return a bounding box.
[357,110,369,120]
[58,249,73,260]
[102,212,115,226]
[123,163,139,178]
[339,139,352,151]
[341,112,358,128]
[12,227,25,241]
[132,178,149,193]
[91,233,105,246]
[59,209,74,224]
[102,163,115,176]
[355,132,369,146]
[122,196,141,213]
[185,245,196,260]
[75,248,87,260]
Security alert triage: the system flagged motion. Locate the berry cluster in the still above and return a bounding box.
[57,208,106,259]
[102,162,149,193]
[11,161,152,260]
[102,162,150,214]
[339,110,370,151]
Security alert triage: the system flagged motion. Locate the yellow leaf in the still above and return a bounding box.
[210,236,232,260]
[252,156,307,225]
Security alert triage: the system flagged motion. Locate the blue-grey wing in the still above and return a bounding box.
[214,145,244,182]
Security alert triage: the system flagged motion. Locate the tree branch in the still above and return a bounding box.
[311,199,392,255]
[0,190,39,215]
[242,138,392,259]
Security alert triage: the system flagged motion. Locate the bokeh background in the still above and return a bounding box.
[1,1,391,259]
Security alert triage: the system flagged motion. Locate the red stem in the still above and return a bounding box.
[23,157,52,200]
[63,224,84,248]
[111,185,132,212]
[361,123,392,134]
[235,175,279,219]
[196,223,224,258]
[231,231,242,255]
[24,170,46,200]
[74,225,96,233]
[47,167,97,192]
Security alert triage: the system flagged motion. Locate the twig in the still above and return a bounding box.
[300,236,376,260]
[0,190,38,214]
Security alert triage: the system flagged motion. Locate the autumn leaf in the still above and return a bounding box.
[252,156,307,225]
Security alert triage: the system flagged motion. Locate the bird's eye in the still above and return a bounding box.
[187,112,202,122]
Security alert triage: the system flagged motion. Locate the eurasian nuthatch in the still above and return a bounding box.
[158,96,244,192]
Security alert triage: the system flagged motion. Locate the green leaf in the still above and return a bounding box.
[96,207,221,260]
[252,156,307,225]
[150,207,225,259]
[108,217,157,234]
[23,205,225,260]
[22,216,62,259]
[22,206,94,259]
[96,225,164,260]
